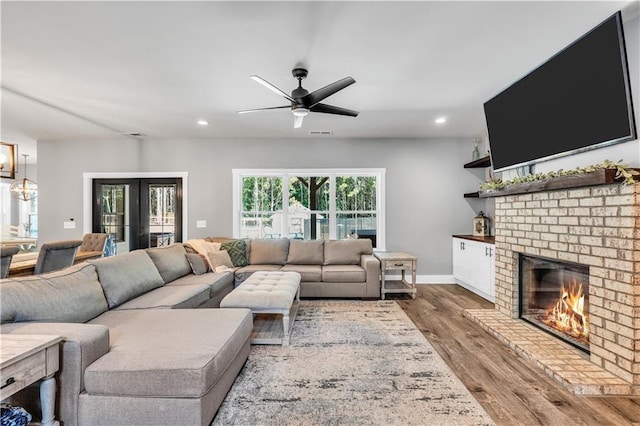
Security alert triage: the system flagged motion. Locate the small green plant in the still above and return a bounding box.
[480,160,639,191]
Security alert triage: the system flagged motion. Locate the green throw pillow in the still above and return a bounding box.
[220,239,247,267]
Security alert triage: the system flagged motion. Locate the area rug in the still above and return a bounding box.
[213,300,494,425]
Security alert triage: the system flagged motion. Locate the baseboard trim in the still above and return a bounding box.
[385,274,456,284]
[418,275,456,284]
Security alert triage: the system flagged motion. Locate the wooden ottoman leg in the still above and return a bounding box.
[282,312,290,346]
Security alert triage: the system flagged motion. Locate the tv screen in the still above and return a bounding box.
[484,12,636,172]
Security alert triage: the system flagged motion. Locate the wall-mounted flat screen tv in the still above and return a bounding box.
[484,11,637,172]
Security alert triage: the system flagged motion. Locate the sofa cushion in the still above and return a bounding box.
[89,250,165,309]
[85,309,253,398]
[323,239,372,265]
[281,264,322,282]
[113,284,210,310]
[166,271,234,296]
[145,244,192,283]
[249,239,289,265]
[321,264,366,282]
[234,264,282,285]
[220,239,248,267]
[0,263,108,324]
[287,239,324,264]
[185,253,209,275]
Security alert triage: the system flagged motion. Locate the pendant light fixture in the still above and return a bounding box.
[10,154,38,201]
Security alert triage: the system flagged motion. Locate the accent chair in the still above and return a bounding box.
[79,232,108,255]
[0,246,20,279]
[33,240,83,275]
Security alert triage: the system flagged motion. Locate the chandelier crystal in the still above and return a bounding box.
[10,154,38,201]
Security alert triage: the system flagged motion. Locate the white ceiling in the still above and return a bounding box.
[1,1,639,162]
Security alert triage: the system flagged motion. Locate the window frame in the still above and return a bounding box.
[232,168,386,249]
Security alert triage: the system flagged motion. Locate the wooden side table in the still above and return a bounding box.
[374,251,417,300]
[1,334,63,426]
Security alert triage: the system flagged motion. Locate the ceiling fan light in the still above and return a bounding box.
[292,107,309,117]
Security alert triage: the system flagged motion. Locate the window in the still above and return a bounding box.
[233,169,385,249]
[0,182,37,239]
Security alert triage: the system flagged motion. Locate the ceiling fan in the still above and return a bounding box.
[238,68,359,129]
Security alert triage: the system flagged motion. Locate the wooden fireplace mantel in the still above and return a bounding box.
[479,168,638,198]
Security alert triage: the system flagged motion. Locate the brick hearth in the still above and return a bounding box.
[465,182,639,395]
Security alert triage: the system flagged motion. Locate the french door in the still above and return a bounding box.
[92,178,182,252]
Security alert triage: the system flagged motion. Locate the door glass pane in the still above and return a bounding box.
[101,184,128,248]
[148,184,176,247]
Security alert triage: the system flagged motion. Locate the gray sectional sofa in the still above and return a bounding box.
[0,238,382,425]
[0,243,252,426]
[198,237,381,299]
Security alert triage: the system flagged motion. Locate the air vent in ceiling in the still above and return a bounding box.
[308,130,333,136]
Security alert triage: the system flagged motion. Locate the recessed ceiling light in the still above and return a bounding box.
[197,120,208,126]
[435,117,447,124]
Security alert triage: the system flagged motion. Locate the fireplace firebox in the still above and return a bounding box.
[519,254,590,353]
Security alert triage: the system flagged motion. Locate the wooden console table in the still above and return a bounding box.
[1,334,63,426]
[8,250,103,277]
[374,251,417,300]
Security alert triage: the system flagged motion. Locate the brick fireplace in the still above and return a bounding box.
[466,180,639,395]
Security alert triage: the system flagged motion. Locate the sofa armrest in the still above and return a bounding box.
[361,254,381,298]
[0,322,110,426]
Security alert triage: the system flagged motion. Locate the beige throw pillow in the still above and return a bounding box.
[208,250,234,273]
[185,239,221,257]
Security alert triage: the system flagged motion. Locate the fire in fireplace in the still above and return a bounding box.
[519,255,590,352]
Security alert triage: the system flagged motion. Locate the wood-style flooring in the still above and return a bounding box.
[392,284,640,426]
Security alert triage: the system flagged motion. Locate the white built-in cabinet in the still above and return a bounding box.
[452,237,495,302]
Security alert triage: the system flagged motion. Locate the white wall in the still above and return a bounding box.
[37,137,482,278]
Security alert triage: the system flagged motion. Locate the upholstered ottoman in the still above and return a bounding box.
[220,271,301,346]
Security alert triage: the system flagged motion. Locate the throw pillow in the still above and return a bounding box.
[1,404,32,426]
[185,239,221,256]
[220,239,248,267]
[186,253,209,275]
[208,250,234,270]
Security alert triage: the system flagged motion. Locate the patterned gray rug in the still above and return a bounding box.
[213,300,494,426]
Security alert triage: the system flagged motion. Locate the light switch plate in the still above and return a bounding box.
[64,221,76,229]
[196,220,207,228]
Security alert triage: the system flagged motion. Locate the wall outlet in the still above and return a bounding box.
[64,221,76,229]
[196,220,207,228]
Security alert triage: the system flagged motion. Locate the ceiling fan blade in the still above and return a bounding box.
[303,77,355,107]
[294,115,304,129]
[237,105,290,114]
[310,103,359,117]
[250,75,295,102]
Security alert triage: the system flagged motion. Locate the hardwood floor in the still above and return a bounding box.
[392,285,640,426]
